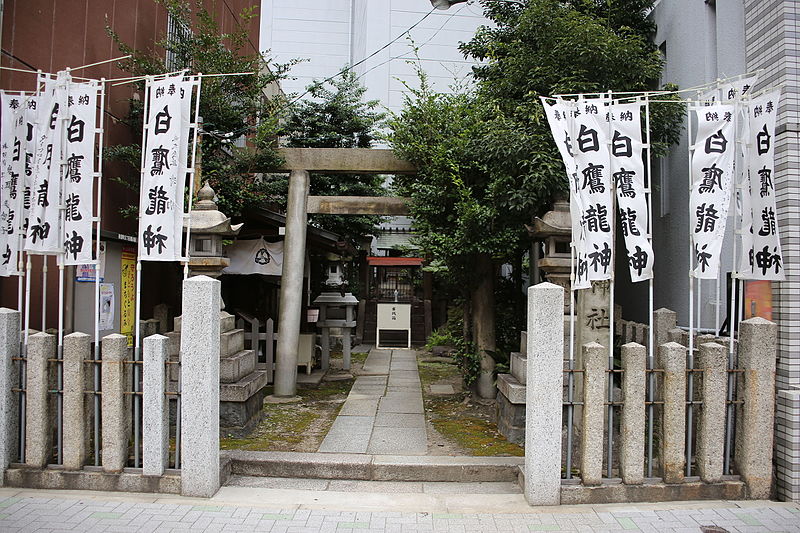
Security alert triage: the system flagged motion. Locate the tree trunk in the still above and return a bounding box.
[472,253,497,399]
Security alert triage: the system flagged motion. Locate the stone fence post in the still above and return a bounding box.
[0,308,20,478]
[26,332,55,468]
[696,341,726,483]
[620,342,646,485]
[658,342,686,484]
[102,334,128,472]
[738,317,777,499]
[180,275,221,498]
[581,342,605,486]
[653,308,677,348]
[63,332,90,470]
[143,334,169,477]
[524,282,563,506]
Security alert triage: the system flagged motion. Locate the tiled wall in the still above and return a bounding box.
[744,0,800,503]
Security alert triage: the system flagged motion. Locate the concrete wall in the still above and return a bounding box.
[259,0,489,113]
[645,0,746,329]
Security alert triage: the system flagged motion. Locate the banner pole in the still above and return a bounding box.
[643,95,656,478]
[687,101,695,363]
[182,74,203,281]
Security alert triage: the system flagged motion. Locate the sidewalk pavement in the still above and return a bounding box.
[0,486,798,532]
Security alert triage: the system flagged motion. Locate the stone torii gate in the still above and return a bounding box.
[272,148,415,398]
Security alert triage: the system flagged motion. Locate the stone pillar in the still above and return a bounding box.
[696,341,726,484]
[343,305,353,371]
[577,281,611,348]
[319,305,329,370]
[524,282,564,506]
[621,342,646,485]
[738,317,777,499]
[581,342,606,486]
[26,332,54,468]
[180,275,221,498]
[143,334,169,476]
[0,308,20,475]
[101,334,128,472]
[153,304,170,334]
[274,169,310,398]
[658,342,686,484]
[63,332,90,470]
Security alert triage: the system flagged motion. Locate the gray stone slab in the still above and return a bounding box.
[318,415,375,454]
[339,398,379,417]
[327,480,424,493]
[429,384,455,395]
[227,475,330,490]
[422,481,522,494]
[378,395,424,414]
[368,427,427,455]
[374,412,426,428]
[387,385,421,393]
[143,334,169,477]
[387,370,419,379]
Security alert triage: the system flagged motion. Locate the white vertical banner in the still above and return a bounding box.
[26,73,68,254]
[541,98,590,289]
[62,81,98,265]
[21,95,38,240]
[689,104,736,279]
[0,93,19,275]
[569,98,614,283]
[737,104,754,278]
[138,75,190,261]
[744,90,783,280]
[607,102,653,282]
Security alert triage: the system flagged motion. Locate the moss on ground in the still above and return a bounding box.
[419,355,524,457]
[220,379,354,452]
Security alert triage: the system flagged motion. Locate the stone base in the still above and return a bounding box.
[497,391,525,445]
[3,465,181,494]
[220,385,269,430]
[558,478,747,504]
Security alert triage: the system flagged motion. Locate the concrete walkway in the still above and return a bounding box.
[0,487,798,532]
[319,349,428,455]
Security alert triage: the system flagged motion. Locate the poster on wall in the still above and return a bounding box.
[98,283,115,330]
[120,247,136,346]
[76,241,106,282]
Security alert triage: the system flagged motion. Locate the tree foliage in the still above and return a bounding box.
[105,0,296,216]
[390,0,683,357]
[274,71,388,248]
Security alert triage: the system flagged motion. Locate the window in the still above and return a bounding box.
[166,13,192,71]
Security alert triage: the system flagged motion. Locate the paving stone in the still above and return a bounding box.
[374,413,426,428]
[377,396,424,414]
[429,384,455,395]
[367,427,427,455]
[339,398,380,417]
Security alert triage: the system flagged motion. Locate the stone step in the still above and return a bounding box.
[496,373,525,404]
[510,351,527,386]
[221,450,524,482]
[225,474,522,494]
[220,349,256,384]
[220,370,269,403]
[220,328,245,358]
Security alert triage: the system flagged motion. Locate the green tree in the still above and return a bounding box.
[274,70,388,248]
[105,0,296,216]
[390,0,682,397]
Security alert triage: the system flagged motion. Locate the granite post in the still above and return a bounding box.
[143,334,169,476]
[63,332,90,470]
[25,332,54,467]
[738,317,777,499]
[658,342,686,484]
[581,342,606,486]
[180,275,221,497]
[524,282,564,506]
[101,334,128,472]
[696,341,726,483]
[621,342,646,485]
[0,308,20,475]
[274,169,309,397]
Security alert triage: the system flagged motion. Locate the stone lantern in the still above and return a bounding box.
[527,198,572,309]
[313,254,358,371]
[184,182,243,278]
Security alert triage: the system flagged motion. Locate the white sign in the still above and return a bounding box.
[742,90,783,280]
[0,92,23,275]
[222,238,284,276]
[138,75,192,262]
[76,240,106,282]
[99,282,115,330]
[607,102,653,282]
[62,81,98,265]
[689,104,736,279]
[376,303,411,348]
